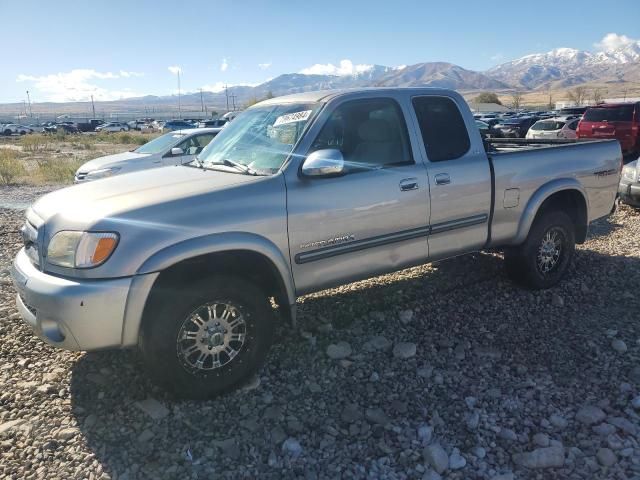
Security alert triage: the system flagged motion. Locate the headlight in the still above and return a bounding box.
[622,165,637,182]
[85,167,121,180]
[47,231,119,268]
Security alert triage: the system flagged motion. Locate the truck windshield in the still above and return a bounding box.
[135,132,185,154]
[583,106,634,122]
[197,102,322,173]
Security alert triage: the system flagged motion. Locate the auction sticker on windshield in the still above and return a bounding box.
[273,110,312,127]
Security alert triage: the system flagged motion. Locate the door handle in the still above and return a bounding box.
[434,173,451,185]
[399,178,419,191]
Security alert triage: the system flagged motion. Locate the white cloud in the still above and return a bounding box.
[490,53,505,62]
[119,70,144,78]
[220,58,229,72]
[168,66,182,75]
[16,69,142,102]
[299,59,373,76]
[258,62,272,70]
[594,33,639,52]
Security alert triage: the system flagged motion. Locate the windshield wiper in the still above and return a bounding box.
[192,156,205,169]
[217,158,259,176]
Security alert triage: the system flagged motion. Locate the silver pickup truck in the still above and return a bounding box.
[11,88,622,398]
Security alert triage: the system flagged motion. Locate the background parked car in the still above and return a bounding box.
[74,127,222,182]
[127,119,153,130]
[475,120,504,139]
[197,119,228,128]
[619,160,640,208]
[494,116,539,138]
[45,123,80,134]
[2,124,34,135]
[162,120,196,132]
[577,102,640,157]
[95,122,130,132]
[526,118,579,140]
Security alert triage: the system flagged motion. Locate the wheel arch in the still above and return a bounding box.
[514,179,589,245]
[121,233,295,347]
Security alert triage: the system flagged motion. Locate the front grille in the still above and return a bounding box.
[21,221,40,267]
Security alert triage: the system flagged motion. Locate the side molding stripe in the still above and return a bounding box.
[294,214,488,264]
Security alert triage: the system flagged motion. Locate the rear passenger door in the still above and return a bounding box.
[410,95,492,260]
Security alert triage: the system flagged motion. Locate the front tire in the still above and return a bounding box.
[139,275,274,399]
[505,211,575,289]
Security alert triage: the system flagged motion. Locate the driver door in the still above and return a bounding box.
[285,96,430,295]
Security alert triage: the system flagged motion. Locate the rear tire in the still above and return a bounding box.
[139,275,274,399]
[505,211,575,290]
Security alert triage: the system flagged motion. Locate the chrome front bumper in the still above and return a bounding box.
[10,248,134,351]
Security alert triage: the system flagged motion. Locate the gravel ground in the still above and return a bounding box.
[1,188,640,479]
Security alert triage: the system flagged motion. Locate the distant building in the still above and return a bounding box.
[603,97,640,104]
[468,102,510,113]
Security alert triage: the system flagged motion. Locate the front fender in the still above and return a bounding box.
[513,178,589,245]
[119,232,296,347]
[136,231,296,304]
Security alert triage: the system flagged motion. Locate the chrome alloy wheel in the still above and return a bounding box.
[537,228,563,275]
[177,301,246,372]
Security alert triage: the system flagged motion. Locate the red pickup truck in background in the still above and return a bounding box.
[577,102,640,157]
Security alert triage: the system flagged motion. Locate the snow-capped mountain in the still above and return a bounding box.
[486,42,640,89]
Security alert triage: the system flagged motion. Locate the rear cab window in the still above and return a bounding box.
[412,96,470,162]
[583,105,634,122]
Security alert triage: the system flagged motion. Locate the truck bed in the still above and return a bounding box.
[485,137,622,247]
[485,137,606,153]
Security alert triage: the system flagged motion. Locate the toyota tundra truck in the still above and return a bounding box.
[11,88,622,398]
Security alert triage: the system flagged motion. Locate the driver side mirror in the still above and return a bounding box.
[170,147,184,156]
[301,149,344,177]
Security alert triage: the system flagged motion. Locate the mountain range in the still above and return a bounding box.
[2,41,639,115]
[189,42,639,108]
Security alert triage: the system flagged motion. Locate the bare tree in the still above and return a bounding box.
[567,86,587,106]
[591,88,605,105]
[511,91,523,111]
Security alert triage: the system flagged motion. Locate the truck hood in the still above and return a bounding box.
[31,165,263,225]
[77,151,150,172]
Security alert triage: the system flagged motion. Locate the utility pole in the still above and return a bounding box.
[91,95,96,118]
[230,93,237,111]
[200,88,204,112]
[225,84,229,111]
[26,90,32,117]
[177,70,182,119]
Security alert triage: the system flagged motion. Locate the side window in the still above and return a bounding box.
[177,137,198,155]
[193,133,216,154]
[567,120,579,131]
[310,98,413,168]
[412,96,471,162]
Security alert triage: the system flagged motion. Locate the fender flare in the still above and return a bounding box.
[120,232,296,347]
[136,231,296,304]
[513,178,589,245]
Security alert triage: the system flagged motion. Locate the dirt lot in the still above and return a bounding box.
[0,132,158,186]
[0,187,639,479]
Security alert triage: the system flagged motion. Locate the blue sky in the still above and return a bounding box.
[2,0,639,103]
